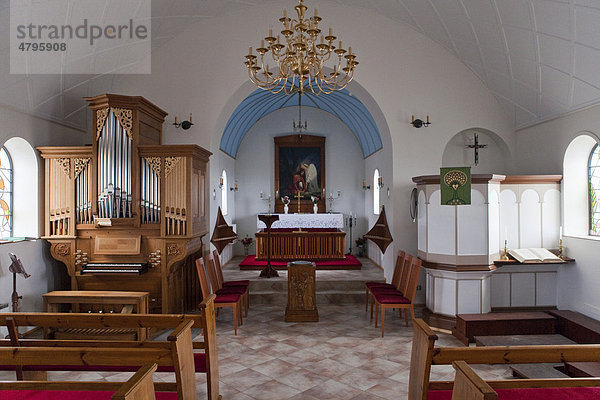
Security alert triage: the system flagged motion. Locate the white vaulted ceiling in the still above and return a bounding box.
[1,0,600,131]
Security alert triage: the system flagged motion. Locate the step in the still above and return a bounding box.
[250,291,365,306]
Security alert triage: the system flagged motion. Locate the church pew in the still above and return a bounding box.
[409,318,600,400]
[434,360,600,400]
[0,361,164,400]
[0,294,221,400]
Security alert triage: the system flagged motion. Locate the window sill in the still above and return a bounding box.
[0,237,38,245]
[564,234,600,242]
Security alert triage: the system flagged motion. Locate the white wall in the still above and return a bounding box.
[442,129,513,174]
[0,105,85,311]
[516,103,600,319]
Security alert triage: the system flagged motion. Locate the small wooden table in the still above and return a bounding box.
[285,261,318,322]
[43,290,149,340]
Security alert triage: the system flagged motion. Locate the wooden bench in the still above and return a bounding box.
[409,318,600,400]
[0,359,164,399]
[438,360,600,400]
[0,294,221,400]
[42,290,150,341]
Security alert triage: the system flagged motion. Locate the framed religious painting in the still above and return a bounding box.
[274,135,325,213]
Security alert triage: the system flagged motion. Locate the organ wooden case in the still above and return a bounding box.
[38,94,211,313]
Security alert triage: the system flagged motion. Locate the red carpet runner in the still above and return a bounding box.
[239,254,362,270]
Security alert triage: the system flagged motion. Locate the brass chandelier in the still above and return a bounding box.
[244,0,358,95]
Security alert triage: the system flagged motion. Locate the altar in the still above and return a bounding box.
[255,213,346,261]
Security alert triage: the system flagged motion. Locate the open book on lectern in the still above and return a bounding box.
[508,248,563,263]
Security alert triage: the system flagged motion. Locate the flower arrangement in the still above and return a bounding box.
[355,236,366,247]
[310,195,320,204]
[281,196,290,205]
[241,235,253,246]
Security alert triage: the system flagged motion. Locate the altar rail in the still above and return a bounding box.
[256,229,345,261]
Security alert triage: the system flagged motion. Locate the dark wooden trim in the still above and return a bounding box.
[274,134,326,213]
[412,174,563,185]
[422,308,456,331]
[491,306,558,312]
[421,260,496,272]
[502,175,562,184]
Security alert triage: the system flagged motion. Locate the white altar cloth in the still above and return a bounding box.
[257,213,344,229]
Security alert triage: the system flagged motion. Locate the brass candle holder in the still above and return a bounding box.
[558,238,564,259]
[501,239,510,261]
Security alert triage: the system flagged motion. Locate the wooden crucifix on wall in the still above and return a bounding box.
[465,133,487,166]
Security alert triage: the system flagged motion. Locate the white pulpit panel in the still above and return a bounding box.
[520,190,542,248]
[457,280,482,314]
[542,190,561,248]
[457,190,487,255]
[418,190,427,253]
[434,276,456,316]
[536,272,557,306]
[511,272,536,307]
[428,190,455,256]
[488,189,500,257]
[491,273,511,307]
[500,189,519,250]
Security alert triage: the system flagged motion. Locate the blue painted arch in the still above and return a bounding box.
[220,87,383,159]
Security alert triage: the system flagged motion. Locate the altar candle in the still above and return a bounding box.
[504,226,507,241]
[560,226,563,239]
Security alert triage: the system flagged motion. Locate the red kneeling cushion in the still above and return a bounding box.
[0,390,178,400]
[428,387,600,400]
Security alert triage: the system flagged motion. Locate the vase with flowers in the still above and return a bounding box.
[311,196,320,213]
[241,235,253,256]
[281,196,290,214]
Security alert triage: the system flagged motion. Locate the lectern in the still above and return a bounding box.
[257,214,279,278]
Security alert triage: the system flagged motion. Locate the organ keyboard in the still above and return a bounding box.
[38,94,211,313]
[80,263,149,275]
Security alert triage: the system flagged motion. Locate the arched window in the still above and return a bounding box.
[0,146,13,238]
[373,169,380,215]
[589,144,600,235]
[221,170,228,215]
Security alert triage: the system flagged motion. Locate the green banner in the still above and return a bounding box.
[440,167,471,205]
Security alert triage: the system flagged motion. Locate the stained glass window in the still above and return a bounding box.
[0,146,13,238]
[589,144,600,235]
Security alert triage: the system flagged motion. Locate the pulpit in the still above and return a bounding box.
[255,213,345,261]
[285,261,318,322]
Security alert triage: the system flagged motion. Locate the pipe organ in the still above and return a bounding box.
[38,94,211,313]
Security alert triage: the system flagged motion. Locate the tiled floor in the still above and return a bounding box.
[0,257,512,399]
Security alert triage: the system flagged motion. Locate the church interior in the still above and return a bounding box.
[2,0,600,399]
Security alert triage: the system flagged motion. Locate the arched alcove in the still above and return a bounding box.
[3,137,38,238]
[442,128,512,174]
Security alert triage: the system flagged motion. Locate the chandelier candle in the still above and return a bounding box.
[244,0,358,95]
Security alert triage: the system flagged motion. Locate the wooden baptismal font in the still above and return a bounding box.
[285,261,318,322]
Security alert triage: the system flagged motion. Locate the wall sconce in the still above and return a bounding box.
[362,180,371,191]
[410,115,431,128]
[173,113,194,130]
[230,180,239,191]
[218,176,224,189]
[378,176,384,188]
